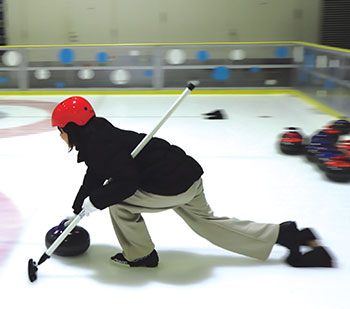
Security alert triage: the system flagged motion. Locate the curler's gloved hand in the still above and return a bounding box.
[82,197,98,216]
[63,216,75,227]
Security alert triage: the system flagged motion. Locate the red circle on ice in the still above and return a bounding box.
[0,100,57,138]
[0,192,22,266]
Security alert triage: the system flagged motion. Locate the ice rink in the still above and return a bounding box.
[0,93,349,309]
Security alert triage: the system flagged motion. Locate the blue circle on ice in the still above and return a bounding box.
[196,50,210,61]
[213,66,230,80]
[275,47,288,58]
[58,49,75,64]
[96,52,108,63]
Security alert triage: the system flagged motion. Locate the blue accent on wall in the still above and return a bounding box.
[213,66,230,80]
[96,52,108,63]
[58,49,75,64]
[275,47,288,58]
[298,71,308,83]
[324,79,334,90]
[55,82,65,88]
[196,50,210,61]
[144,70,153,76]
[250,67,260,72]
[0,77,8,83]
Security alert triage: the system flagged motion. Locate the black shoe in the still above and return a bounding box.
[297,228,319,246]
[277,223,334,268]
[286,247,333,268]
[111,249,159,268]
[276,221,300,254]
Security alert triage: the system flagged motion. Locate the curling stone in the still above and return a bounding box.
[336,139,350,155]
[320,126,340,143]
[332,119,350,135]
[315,147,343,170]
[45,220,90,256]
[279,127,305,155]
[305,132,337,162]
[323,155,350,183]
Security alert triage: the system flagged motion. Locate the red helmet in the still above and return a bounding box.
[51,96,95,127]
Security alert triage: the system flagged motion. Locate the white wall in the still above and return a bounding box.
[4,0,322,45]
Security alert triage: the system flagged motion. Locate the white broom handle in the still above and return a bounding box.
[131,83,195,158]
[44,83,196,257]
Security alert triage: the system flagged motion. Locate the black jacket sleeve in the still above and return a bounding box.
[76,137,140,211]
[72,167,105,214]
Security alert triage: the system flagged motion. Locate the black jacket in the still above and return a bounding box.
[72,118,203,213]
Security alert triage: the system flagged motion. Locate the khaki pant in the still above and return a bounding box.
[109,178,279,261]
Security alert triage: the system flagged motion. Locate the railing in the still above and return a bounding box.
[0,41,349,116]
[292,42,350,117]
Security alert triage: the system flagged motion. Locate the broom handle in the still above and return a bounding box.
[131,83,195,158]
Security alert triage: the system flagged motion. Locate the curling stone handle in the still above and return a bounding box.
[43,210,85,259]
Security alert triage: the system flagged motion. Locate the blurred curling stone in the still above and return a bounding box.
[331,119,350,135]
[279,127,305,155]
[335,139,350,155]
[323,155,350,183]
[305,131,338,162]
[45,219,90,256]
[320,125,341,143]
[315,147,343,170]
[278,120,350,183]
[305,122,343,162]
